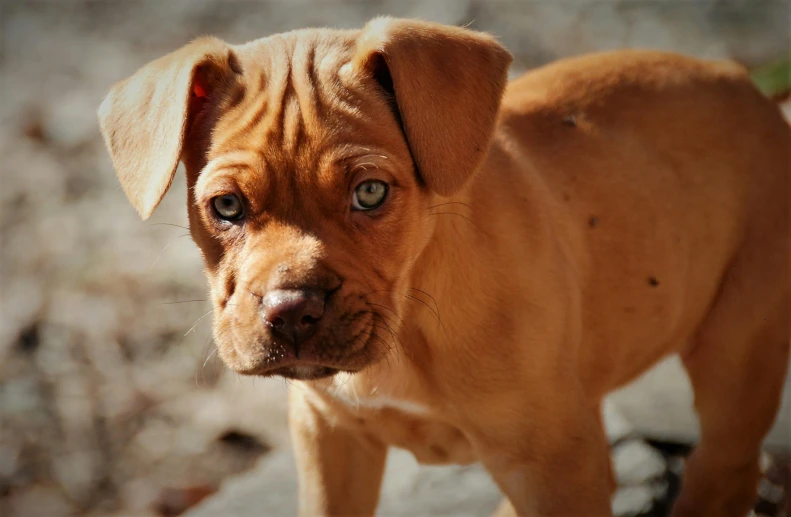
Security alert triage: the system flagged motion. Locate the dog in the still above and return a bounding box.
[98,17,790,517]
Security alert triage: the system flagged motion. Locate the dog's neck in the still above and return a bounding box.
[378,137,575,392]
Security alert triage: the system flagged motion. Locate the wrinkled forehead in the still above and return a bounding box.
[195,29,410,215]
[206,29,399,174]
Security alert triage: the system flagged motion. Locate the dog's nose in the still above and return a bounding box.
[261,289,325,346]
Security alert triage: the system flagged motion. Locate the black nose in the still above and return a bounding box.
[261,289,325,347]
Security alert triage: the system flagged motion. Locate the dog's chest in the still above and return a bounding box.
[323,390,477,466]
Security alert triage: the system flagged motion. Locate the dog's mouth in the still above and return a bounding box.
[259,365,339,381]
[233,350,350,379]
[221,310,391,380]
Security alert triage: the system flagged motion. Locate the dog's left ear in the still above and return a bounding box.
[354,18,512,196]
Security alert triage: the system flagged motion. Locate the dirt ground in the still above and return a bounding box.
[1,1,788,516]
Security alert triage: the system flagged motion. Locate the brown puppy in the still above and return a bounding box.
[98,18,790,517]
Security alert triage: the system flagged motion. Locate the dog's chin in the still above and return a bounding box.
[273,365,340,380]
[234,362,354,380]
[224,342,375,380]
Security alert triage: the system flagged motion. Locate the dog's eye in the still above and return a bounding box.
[352,180,388,211]
[212,194,244,221]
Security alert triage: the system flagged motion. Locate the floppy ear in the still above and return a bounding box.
[98,37,237,219]
[353,18,512,196]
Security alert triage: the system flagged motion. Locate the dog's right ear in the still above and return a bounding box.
[353,18,511,197]
[98,37,237,220]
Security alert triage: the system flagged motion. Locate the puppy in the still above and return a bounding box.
[98,18,790,517]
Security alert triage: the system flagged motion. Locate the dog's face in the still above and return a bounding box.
[187,32,435,379]
[98,18,511,380]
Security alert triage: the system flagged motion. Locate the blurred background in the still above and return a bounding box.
[1,1,789,516]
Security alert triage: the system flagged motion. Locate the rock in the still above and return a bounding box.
[612,485,657,517]
[612,439,668,486]
[602,399,638,444]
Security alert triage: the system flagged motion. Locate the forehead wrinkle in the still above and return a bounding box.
[212,32,395,211]
[291,38,320,133]
[282,88,302,153]
[200,150,262,184]
[285,36,354,159]
[266,37,292,148]
[252,36,318,176]
[213,70,269,152]
[214,30,373,155]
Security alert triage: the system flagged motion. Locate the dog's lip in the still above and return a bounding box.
[236,358,347,379]
[235,345,362,378]
[274,365,340,380]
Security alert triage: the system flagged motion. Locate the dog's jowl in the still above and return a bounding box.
[99,17,790,517]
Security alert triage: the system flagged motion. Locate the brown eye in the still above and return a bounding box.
[212,194,244,221]
[352,180,388,211]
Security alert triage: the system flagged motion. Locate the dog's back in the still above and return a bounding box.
[496,50,790,394]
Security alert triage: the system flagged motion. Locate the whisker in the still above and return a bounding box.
[150,222,190,230]
[366,302,408,329]
[376,319,408,363]
[157,299,207,306]
[184,309,214,337]
[428,211,478,228]
[404,293,442,325]
[374,313,407,337]
[193,324,228,387]
[367,331,393,373]
[405,287,440,320]
[370,320,403,366]
[362,289,445,333]
[202,347,218,369]
[428,201,472,210]
[148,241,176,271]
[371,323,398,347]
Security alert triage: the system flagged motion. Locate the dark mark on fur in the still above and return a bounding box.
[430,444,448,459]
[588,216,599,228]
[648,276,660,287]
[562,115,577,127]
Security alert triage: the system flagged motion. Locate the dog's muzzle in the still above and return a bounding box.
[224,278,381,380]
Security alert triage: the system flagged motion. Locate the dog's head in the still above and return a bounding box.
[98,18,511,380]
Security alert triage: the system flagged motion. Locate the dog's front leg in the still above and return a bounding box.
[288,388,387,517]
[476,399,614,517]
